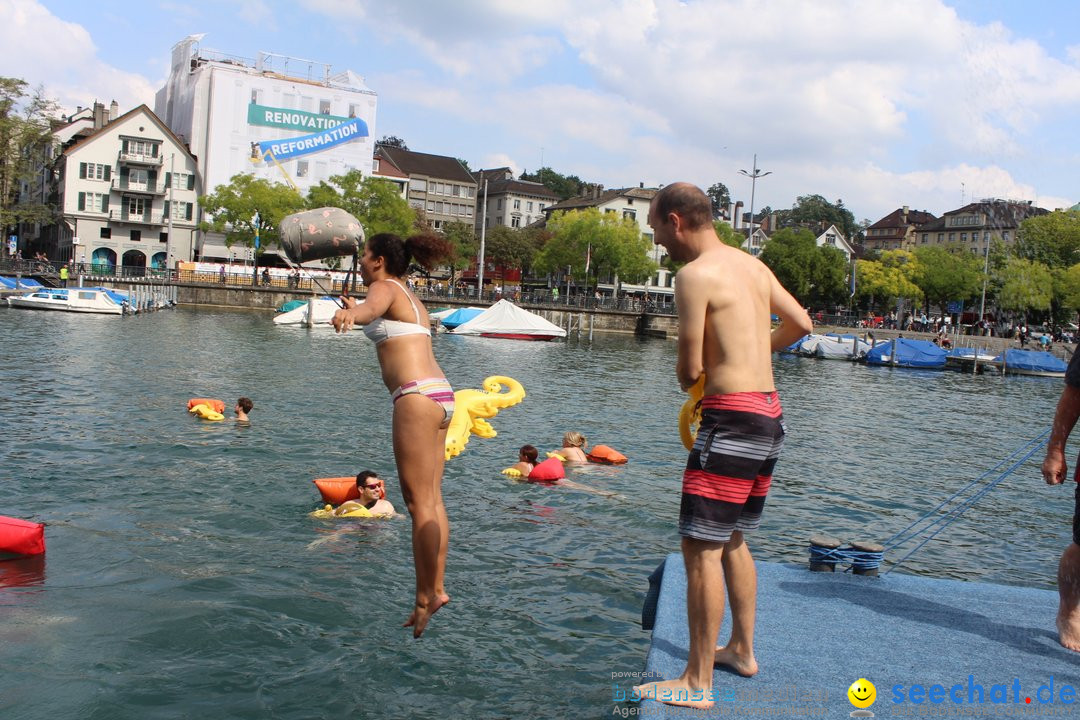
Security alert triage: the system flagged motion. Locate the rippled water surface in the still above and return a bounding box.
[0,306,1070,718]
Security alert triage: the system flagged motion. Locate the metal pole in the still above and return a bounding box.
[978,236,990,324]
[738,154,772,249]
[166,154,174,280]
[477,178,487,300]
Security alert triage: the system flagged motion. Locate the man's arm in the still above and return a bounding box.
[768,271,812,352]
[674,268,706,391]
[1043,383,1080,485]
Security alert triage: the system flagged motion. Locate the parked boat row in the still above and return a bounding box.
[782,333,1068,377]
[273,297,567,340]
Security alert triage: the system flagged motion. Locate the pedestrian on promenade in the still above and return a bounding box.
[1040,349,1080,653]
[332,232,454,638]
[633,183,811,710]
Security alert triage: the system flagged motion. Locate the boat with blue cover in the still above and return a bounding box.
[864,338,947,369]
[990,349,1067,378]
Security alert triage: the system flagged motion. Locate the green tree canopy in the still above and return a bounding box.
[200,173,306,252]
[1057,263,1080,320]
[853,250,922,310]
[783,194,858,239]
[1015,209,1080,269]
[759,228,817,300]
[305,170,415,238]
[996,257,1053,316]
[706,182,731,216]
[377,135,408,149]
[484,226,542,288]
[912,244,983,317]
[809,245,850,308]
[536,208,657,286]
[441,220,477,271]
[714,221,744,249]
[519,167,586,201]
[0,77,60,233]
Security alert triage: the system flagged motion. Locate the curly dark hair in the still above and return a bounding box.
[367,233,453,276]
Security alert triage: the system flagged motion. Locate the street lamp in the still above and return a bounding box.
[978,234,990,325]
[738,154,772,245]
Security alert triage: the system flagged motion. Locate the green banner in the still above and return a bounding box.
[247,103,352,132]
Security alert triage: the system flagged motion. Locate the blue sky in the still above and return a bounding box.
[5,0,1079,224]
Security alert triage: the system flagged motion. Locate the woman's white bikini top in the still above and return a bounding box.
[362,279,430,345]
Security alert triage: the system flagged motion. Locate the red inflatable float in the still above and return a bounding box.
[0,515,45,556]
[528,457,566,482]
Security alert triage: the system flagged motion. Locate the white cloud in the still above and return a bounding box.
[357,0,1080,218]
[1,0,156,114]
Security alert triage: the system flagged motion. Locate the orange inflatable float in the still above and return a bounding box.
[187,398,225,414]
[313,476,386,504]
[586,445,628,465]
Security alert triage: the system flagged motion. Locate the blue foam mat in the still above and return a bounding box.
[633,553,1080,717]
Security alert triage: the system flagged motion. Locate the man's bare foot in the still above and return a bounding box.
[403,594,450,638]
[632,678,715,709]
[714,643,758,677]
[1057,607,1080,651]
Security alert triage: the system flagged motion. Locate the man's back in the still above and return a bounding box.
[681,245,776,394]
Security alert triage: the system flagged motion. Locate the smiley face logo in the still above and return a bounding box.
[847,678,877,709]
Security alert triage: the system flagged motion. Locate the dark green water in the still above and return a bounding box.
[0,306,1071,718]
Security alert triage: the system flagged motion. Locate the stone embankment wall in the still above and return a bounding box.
[166,281,679,338]
[87,279,1075,356]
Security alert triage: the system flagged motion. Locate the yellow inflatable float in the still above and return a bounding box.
[310,503,380,519]
[189,402,225,421]
[678,376,705,450]
[444,376,526,460]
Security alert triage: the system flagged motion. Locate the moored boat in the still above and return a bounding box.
[451,299,567,341]
[7,288,122,315]
[864,338,947,369]
[989,349,1067,378]
[272,297,342,326]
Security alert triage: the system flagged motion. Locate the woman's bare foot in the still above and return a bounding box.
[403,593,450,638]
[632,678,715,710]
[1057,607,1080,651]
[714,643,758,677]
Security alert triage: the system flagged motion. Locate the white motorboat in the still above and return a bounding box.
[272,297,342,326]
[7,288,123,315]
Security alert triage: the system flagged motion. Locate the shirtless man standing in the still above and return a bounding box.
[634,183,812,709]
[1040,351,1080,652]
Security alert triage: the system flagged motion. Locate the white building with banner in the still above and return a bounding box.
[155,34,378,261]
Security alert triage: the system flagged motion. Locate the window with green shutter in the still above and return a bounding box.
[77,192,85,211]
[79,162,87,179]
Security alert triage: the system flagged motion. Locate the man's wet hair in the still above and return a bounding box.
[652,182,712,231]
[237,397,253,413]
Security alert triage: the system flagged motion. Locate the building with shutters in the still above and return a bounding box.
[49,103,200,271]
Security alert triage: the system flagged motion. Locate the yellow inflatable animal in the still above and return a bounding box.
[189,403,225,421]
[444,376,526,460]
[678,376,705,451]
